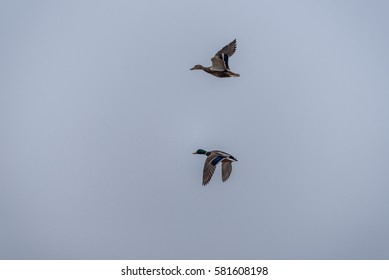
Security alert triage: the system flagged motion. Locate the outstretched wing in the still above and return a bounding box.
[216,39,237,57]
[203,154,225,186]
[221,161,232,182]
[211,39,237,71]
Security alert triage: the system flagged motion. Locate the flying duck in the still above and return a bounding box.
[193,149,238,186]
[190,39,240,78]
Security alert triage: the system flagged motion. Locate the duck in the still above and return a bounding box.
[193,149,238,186]
[190,39,240,78]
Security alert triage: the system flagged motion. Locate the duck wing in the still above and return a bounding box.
[203,153,225,186]
[211,39,237,71]
[221,161,232,182]
[210,56,227,71]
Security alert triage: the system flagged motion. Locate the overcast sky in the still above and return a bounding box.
[1,0,389,259]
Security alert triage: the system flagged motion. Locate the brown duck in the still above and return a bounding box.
[190,39,240,78]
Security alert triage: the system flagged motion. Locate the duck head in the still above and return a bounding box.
[192,149,207,155]
[190,65,205,70]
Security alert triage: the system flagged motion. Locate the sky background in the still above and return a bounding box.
[1,0,389,259]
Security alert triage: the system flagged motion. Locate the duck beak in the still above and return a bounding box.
[192,152,197,154]
[190,67,194,70]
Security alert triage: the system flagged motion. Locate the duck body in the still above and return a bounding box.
[193,149,238,186]
[191,65,240,78]
[191,39,240,78]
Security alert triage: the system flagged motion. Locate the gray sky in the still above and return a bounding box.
[1,0,389,259]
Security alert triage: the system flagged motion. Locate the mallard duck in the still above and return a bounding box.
[190,39,240,78]
[193,149,238,186]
